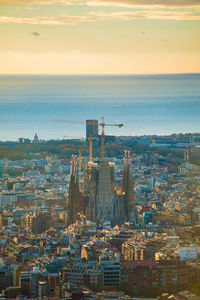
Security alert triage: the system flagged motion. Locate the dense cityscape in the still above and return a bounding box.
[1,0,200,297]
[0,120,200,300]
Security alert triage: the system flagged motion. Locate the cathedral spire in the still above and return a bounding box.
[122,151,136,222]
[67,155,82,226]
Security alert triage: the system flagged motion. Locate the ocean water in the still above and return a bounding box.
[0,74,200,141]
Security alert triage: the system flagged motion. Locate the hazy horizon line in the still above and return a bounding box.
[0,72,200,77]
[1,132,200,142]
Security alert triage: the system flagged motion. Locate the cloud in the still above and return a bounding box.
[2,0,200,7]
[50,15,99,22]
[19,6,35,10]
[0,0,73,4]
[91,10,200,21]
[0,16,74,25]
[0,15,103,25]
[1,7,200,26]
[31,31,40,36]
[1,0,200,11]
[85,0,200,8]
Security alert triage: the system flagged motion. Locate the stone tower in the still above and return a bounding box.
[67,155,82,226]
[121,151,136,222]
[95,159,116,224]
[83,159,117,225]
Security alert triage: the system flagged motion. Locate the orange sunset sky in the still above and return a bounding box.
[0,0,200,74]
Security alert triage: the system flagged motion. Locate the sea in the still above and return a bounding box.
[0,74,200,141]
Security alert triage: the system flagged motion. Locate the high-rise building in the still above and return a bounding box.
[86,120,98,138]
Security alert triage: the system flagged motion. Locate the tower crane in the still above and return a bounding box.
[63,135,99,162]
[65,146,87,191]
[53,118,123,159]
[88,135,99,162]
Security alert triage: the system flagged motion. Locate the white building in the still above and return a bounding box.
[178,248,197,261]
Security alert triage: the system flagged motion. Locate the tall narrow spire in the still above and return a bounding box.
[68,155,82,226]
[122,152,135,222]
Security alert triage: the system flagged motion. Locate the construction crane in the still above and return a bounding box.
[53,118,123,159]
[65,147,87,191]
[63,135,99,162]
[88,135,99,162]
[184,149,190,163]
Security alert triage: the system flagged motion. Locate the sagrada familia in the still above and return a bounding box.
[67,152,136,226]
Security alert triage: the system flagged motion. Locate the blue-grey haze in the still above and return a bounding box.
[0,74,200,141]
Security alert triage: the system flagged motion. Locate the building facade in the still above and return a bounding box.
[86,120,98,138]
